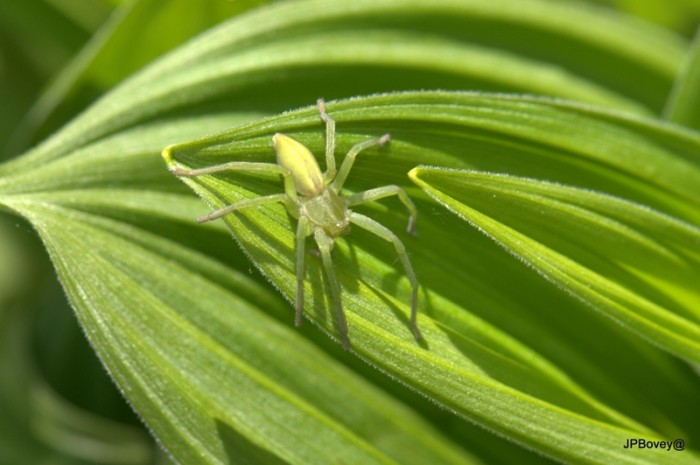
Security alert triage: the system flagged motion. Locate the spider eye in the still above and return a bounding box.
[273,133,324,196]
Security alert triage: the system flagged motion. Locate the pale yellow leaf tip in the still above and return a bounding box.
[161,145,176,166]
[407,167,422,181]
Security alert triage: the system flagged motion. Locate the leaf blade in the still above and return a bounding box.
[410,167,700,362]
[664,26,700,129]
[4,192,484,465]
[161,93,700,463]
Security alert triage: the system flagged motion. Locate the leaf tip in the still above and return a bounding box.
[407,166,421,181]
[408,166,430,190]
[161,145,176,166]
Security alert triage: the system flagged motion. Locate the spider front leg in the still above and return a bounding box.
[168,160,299,221]
[347,185,418,234]
[317,98,337,182]
[349,212,421,341]
[332,134,391,191]
[313,229,350,350]
[196,194,289,223]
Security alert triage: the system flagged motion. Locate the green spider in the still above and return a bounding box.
[169,100,421,350]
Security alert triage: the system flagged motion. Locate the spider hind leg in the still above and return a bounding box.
[313,229,350,350]
[349,212,421,341]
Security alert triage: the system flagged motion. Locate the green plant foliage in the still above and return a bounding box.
[665,26,700,129]
[0,0,105,155]
[8,0,269,156]
[589,0,700,36]
[160,93,700,464]
[1,0,699,464]
[410,166,700,362]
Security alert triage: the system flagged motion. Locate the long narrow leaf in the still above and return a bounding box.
[409,167,700,363]
[4,193,483,465]
[3,0,687,174]
[664,26,700,129]
[160,92,700,464]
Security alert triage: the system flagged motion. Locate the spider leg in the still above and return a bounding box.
[196,194,291,223]
[317,99,337,182]
[346,185,417,235]
[348,212,421,341]
[332,134,391,191]
[170,161,299,219]
[314,229,350,350]
[170,161,285,178]
[171,161,298,204]
[295,216,311,326]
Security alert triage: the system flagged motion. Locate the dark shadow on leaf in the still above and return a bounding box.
[438,319,633,426]
[307,248,331,328]
[216,420,291,465]
[363,278,429,351]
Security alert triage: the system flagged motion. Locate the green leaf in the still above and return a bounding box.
[5,193,484,465]
[596,0,700,37]
[0,0,95,77]
[409,167,700,363]
[159,92,700,464]
[2,0,688,173]
[12,0,270,154]
[0,0,100,154]
[0,219,157,465]
[1,112,497,464]
[664,26,700,129]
